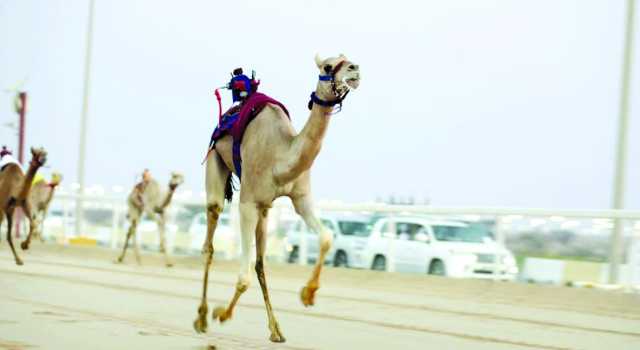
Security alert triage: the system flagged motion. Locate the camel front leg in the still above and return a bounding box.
[36,209,46,242]
[254,206,285,342]
[20,202,36,250]
[117,218,138,263]
[5,205,23,265]
[211,203,256,325]
[31,210,43,243]
[293,196,333,307]
[154,212,173,267]
[131,223,142,265]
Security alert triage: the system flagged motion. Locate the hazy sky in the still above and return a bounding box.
[0,0,638,209]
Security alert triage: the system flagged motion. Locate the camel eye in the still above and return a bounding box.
[323,65,332,74]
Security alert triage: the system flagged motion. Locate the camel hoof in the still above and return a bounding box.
[114,257,123,264]
[300,286,317,307]
[165,262,174,268]
[193,304,208,333]
[15,259,24,266]
[20,241,29,250]
[193,318,207,334]
[212,306,231,323]
[269,322,286,343]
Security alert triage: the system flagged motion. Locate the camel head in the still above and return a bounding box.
[50,172,63,187]
[168,172,184,191]
[30,147,47,167]
[314,53,360,101]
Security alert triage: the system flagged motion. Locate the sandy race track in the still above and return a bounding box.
[1,244,639,350]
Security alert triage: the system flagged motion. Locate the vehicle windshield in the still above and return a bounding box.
[338,221,372,237]
[432,224,492,243]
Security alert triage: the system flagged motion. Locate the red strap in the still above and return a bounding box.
[202,88,224,165]
[215,88,223,125]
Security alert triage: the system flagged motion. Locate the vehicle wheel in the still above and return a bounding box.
[333,251,348,268]
[371,255,386,271]
[287,246,299,264]
[428,259,446,276]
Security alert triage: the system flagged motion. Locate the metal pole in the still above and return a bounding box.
[17,92,26,164]
[609,0,635,284]
[75,0,95,237]
[15,92,26,238]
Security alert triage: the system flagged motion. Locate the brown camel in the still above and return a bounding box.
[116,170,184,267]
[0,147,47,265]
[193,54,360,342]
[20,172,62,249]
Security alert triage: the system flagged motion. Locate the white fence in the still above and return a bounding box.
[35,192,640,288]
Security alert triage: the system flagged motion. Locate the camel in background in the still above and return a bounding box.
[116,170,184,267]
[20,172,62,249]
[193,54,360,342]
[0,147,47,265]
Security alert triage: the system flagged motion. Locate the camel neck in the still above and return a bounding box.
[19,161,42,200]
[159,186,177,211]
[275,101,332,184]
[44,185,57,205]
[299,103,332,149]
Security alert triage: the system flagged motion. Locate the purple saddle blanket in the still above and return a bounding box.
[208,92,289,178]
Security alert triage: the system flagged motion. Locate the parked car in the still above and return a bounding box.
[187,212,237,259]
[356,216,518,280]
[284,214,373,265]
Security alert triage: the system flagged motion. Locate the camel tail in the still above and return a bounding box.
[224,174,235,202]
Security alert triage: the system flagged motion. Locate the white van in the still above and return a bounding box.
[357,216,518,280]
[284,214,372,265]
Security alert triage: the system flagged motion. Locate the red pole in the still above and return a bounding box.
[16,92,26,238]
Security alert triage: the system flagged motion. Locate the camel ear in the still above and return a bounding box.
[339,53,346,59]
[314,54,324,68]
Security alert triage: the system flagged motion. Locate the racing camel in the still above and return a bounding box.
[193,54,360,342]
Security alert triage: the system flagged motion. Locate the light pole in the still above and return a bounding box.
[609,0,636,284]
[11,91,27,238]
[76,0,95,237]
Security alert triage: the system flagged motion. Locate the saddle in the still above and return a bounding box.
[208,92,289,179]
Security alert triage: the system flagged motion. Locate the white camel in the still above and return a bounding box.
[116,171,184,267]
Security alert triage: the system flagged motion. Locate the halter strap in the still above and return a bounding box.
[309,92,340,107]
[332,60,346,75]
[309,59,350,112]
[308,90,350,111]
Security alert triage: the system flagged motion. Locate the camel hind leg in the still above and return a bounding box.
[117,209,141,264]
[5,202,23,265]
[292,196,333,307]
[211,202,256,326]
[193,151,230,333]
